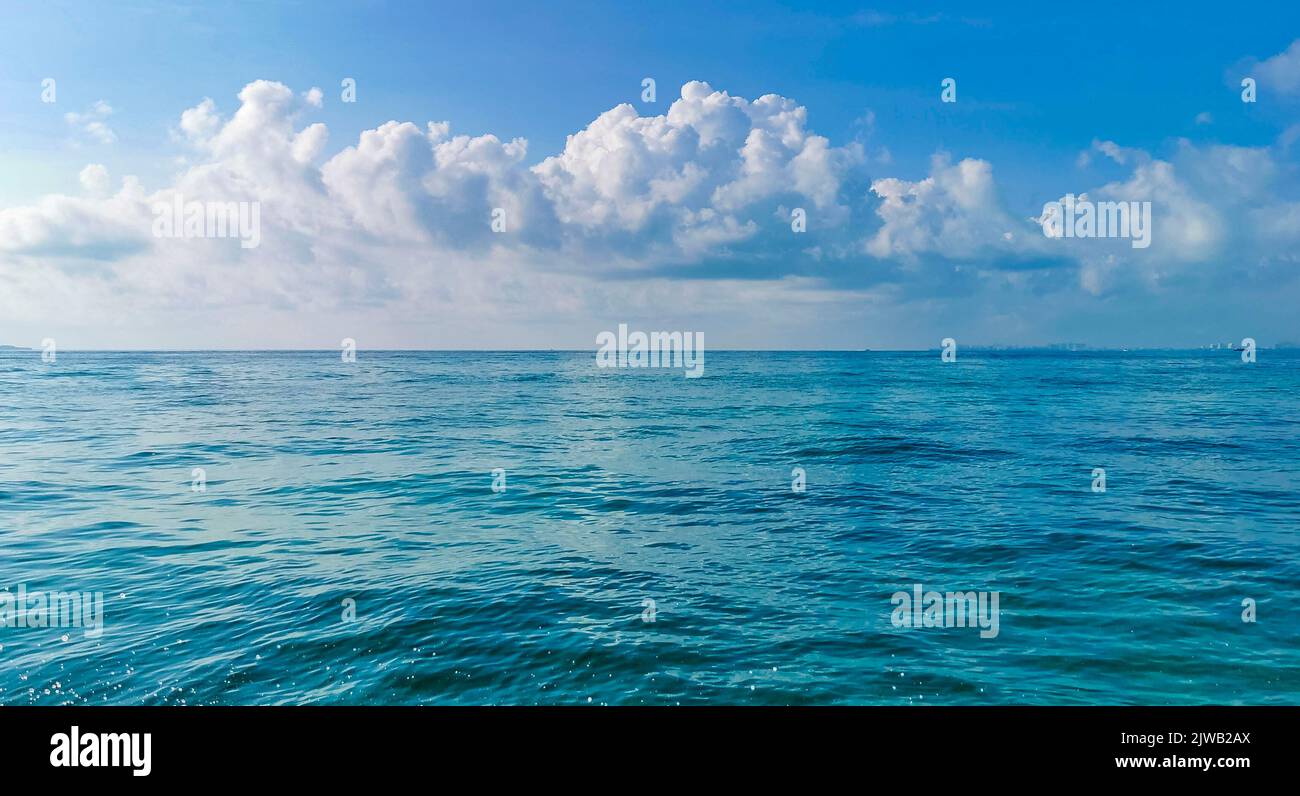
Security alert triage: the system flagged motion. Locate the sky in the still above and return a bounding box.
[1,0,1299,349]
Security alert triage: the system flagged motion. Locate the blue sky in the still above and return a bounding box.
[1,1,1299,348]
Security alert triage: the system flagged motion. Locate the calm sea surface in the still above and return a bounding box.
[1,350,1297,704]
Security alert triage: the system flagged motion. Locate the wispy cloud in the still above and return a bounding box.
[64,100,117,144]
[1254,38,1300,95]
[850,9,990,28]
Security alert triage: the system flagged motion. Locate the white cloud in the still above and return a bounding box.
[533,81,862,237]
[79,164,111,196]
[64,100,116,144]
[1253,38,1300,95]
[866,154,1039,262]
[0,174,149,259]
[1051,141,1297,294]
[3,78,1300,348]
[179,98,221,143]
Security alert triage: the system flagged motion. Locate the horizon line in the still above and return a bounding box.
[2,347,1293,353]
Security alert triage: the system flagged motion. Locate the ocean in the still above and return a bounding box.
[1,350,1297,705]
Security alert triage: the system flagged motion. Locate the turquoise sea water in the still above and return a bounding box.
[1,350,1297,705]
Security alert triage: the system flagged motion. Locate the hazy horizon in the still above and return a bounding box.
[4,343,1295,353]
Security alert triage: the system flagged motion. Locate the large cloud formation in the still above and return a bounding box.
[2,54,1299,348]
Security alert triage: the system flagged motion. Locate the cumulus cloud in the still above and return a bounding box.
[1049,140,1299,294]
[866,154,1041,262]
[860,131,1300,301]
[2,78,1299,348]
[0,173,149,260]
[178,97,221,143]
[79,164,111,196]
[532,81,863,245]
